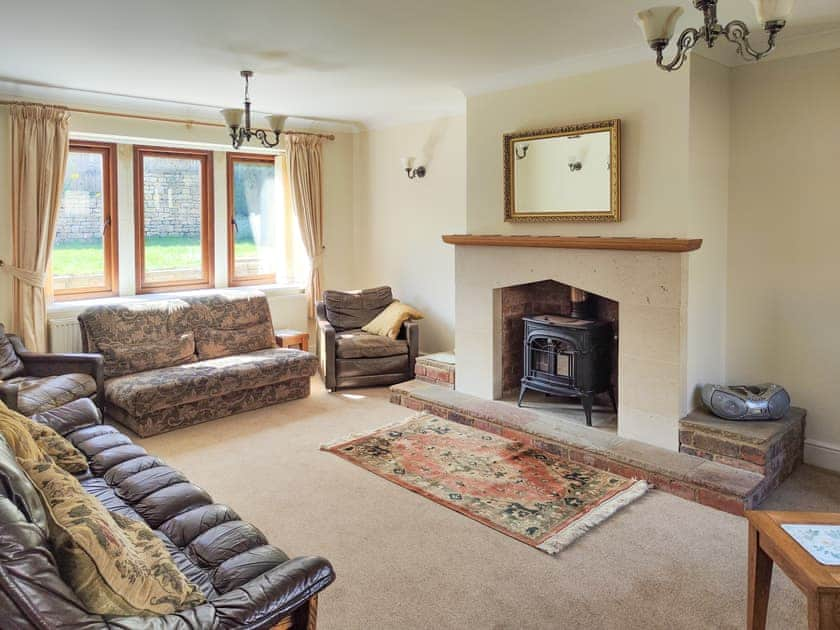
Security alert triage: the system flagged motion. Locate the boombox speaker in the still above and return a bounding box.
[701,383,790,421]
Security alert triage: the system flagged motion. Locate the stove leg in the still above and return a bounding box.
[517,385,527,407]
[582,395,594,426]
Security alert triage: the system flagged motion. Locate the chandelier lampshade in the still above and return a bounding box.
[635,6,684,45]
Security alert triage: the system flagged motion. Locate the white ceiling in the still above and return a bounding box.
[2,0,839,129]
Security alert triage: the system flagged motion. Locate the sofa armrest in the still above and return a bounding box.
[17,352,104,412]
[315,302,336,391]
[29,398,102,436]
[0,382,20,411]
[404,321,420,378]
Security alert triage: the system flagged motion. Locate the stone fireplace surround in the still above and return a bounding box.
[453,241,689,451]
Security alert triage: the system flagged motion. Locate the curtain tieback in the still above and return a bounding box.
[0,260,47,288]
[310,253,325,270]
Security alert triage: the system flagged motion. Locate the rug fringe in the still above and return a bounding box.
[320,413,427,450]
[537,480,649,555]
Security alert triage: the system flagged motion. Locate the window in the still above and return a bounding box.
[53,141,118,300]
[134,146,214,293]
[227,153,278,285]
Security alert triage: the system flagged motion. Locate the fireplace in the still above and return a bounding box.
[519,314,616,426]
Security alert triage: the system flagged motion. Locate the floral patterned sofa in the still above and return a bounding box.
[77,292,317,437]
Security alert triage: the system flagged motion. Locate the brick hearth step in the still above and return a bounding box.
[389,380,805,515]
[414,352,456,389]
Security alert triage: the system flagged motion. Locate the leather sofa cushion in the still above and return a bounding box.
[0,324,24,380]
[336,355,409,378]
[105,348,317,417]
[195,322,275,360]
[22,457,206,616]
[8,374,97,417]
[323,286,393,330]
[99,333,196,379]
[335,330,408,359]
[0,436,47,534]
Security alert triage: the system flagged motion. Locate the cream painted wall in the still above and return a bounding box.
[685,55,731,410]
[0,107,356,333]
[354,116,466,353]
[466,62,692,236]
[728,49,840,470]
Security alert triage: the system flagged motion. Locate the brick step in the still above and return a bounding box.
[388,380,802,516]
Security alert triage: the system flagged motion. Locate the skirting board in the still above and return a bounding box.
[804,439,840,473]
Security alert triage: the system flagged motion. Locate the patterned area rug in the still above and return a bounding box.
[323,414,648,554]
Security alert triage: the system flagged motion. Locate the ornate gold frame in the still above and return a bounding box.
[503,118,621,222]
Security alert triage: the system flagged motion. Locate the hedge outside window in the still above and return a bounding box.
[52,141,118,300]
[133,146,214,293]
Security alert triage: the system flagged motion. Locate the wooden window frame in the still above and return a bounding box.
[226,152,278,287]
[133,146,215,294]
[53,140,119,301]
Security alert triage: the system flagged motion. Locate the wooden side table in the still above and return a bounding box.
[746,510,840,629]
[275,329,309,352]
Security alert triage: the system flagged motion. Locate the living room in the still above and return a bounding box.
[1,1,839,628]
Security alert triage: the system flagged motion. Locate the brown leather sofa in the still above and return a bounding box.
[78,291,317,437]
[0,323,104,415]
[0,398,334,629]
[315,286,419,391]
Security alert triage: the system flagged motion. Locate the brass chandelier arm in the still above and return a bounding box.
[655,27,701,72]
[722,19,781,61]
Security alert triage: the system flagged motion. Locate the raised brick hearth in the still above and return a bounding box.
[390,379,807,515]
[415,353,456,389]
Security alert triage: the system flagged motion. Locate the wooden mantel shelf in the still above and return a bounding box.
[441,234,702,253]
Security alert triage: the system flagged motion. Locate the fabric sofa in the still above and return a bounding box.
[78,291,317,437]
[315,286,419,391]
[0,323,104,415]
[0,398,334,628]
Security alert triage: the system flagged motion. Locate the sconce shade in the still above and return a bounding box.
[267,115,287,132]
[221,108,244,129]
[401,156,414,170]
[750,0,794,24]
[635,6,684,44]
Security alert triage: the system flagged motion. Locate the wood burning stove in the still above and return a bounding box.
[518,314,615,426]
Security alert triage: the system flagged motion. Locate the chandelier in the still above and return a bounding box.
[635,0,794,72]
[221,71,287,149]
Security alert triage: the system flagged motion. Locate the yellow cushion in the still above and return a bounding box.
[0,401,88,474]
[23,458,206,616]
[362,300,424,340]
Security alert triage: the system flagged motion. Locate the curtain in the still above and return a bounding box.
[287,134,325,318]
[4,103,70,351]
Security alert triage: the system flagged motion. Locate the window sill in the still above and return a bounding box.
[48,283,306,317]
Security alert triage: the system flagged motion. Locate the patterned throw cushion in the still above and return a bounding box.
[99,333,196,379]
[0,401,88,474]
[0,323,25,380]
[22,458,206,616]
[194,322,276,360]
[362,301,424,340]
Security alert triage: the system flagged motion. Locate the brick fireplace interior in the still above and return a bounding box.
[499,280,619,413]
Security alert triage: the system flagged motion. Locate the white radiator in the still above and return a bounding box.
[48,317,84,353]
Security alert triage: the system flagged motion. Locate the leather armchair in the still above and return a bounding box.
[0,330,103,415]
[316,286,419,391]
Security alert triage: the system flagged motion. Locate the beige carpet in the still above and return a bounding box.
[132,378,840,630]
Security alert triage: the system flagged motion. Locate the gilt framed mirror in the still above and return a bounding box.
[504,119,621,222]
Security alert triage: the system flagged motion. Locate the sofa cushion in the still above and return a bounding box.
[22,457,206,616]
[78,299,192,354]
[335,330,408,359]
[336,355,409,378]
[105,348,318,417]
[0,324,24,380]
[8,374,97,416]
[99,333,196,379]
[0,435,47,534]
[362,300,424,340]
[323,286,393,330]
[0,402,87,474]
[195,322,275,360]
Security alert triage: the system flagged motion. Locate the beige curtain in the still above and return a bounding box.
[287,134,325,318]
[4,103,70,351]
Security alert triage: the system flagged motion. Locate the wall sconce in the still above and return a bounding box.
[401,156,426,179]
[515,144,529,160]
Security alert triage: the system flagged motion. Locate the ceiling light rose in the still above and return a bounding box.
[635,0,793,72]
[221,71,286,149]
